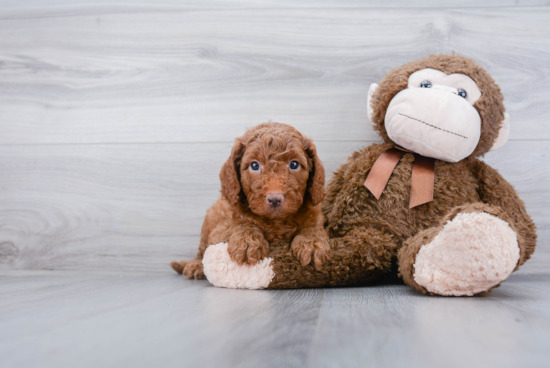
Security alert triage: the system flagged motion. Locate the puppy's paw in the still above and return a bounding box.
[291,233,331,271]
[228,231,269,266]
[170,259,205,280]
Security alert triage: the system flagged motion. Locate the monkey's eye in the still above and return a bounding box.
[420,80,432,88]
[289,161,300,171]
[249,162,261,172]
[457,89,467,98]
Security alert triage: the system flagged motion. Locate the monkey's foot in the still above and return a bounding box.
[203,243,275,289]
[412,212,520,296]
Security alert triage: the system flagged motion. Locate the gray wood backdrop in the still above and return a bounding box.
[0,0,548,274]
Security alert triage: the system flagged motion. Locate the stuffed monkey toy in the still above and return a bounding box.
[201,54,537,296]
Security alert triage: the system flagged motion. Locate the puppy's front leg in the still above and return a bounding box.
[227,224,269,266]
[291,227,331,271]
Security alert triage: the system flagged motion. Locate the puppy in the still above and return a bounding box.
[171,122,331,279]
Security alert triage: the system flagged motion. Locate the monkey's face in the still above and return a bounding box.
[384,68,483,162]
[367,56,510,159]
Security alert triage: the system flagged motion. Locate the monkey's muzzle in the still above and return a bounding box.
[385,88,481,162]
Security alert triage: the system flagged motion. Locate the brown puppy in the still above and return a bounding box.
[171,122,330,279]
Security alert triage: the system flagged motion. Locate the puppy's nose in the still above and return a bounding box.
[266,193,284,208]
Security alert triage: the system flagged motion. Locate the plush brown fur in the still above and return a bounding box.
[260,54,536,293]
[171,122,330,279]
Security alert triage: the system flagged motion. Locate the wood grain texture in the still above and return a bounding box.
[1,270,550,368]
[0,7,549,144]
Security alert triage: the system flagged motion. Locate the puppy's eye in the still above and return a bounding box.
[289,161,300,171]
[420,80,432,88]
[249,162,260,172]
[457,89,467,98]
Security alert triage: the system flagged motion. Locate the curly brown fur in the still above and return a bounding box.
[171,122,330,278]
[317,143,536,294]
[264,232,393,289]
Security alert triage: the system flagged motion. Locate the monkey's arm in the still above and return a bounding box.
[472,159,537,266]
[267,226,397,288]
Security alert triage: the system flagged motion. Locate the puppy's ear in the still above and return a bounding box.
[220,138,245,206]
[303,138,325,206]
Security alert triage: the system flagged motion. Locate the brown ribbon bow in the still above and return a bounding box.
[364,147,435,209]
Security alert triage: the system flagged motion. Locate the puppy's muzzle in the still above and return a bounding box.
[266,193,284,208]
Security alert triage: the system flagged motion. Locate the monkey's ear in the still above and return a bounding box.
[490,112,510,151]
[367,83,379,124]
[220,139,245,205]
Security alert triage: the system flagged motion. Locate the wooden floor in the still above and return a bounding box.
[2,270,550,368]
[1,1,550,367]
